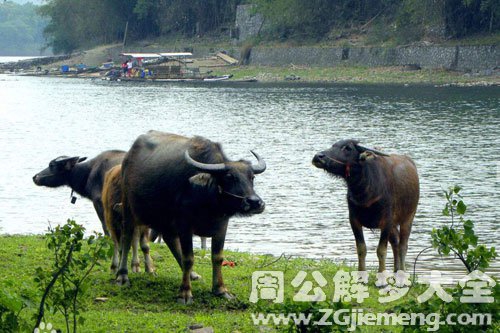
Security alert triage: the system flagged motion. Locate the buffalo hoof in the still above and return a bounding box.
[218,292,234,300]
[214,289,234,300]
[190,271,201,281]
[177,291,194,305]
[177,296,194,305]
[116,275,130,287]
[132,264,140,273]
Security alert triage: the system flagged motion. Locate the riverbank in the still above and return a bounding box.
[4,63,499,86]
[2,42,499,86]
[1,234,498,332]
[212,64,500,86]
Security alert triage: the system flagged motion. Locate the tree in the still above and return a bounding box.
[0,2,47,55]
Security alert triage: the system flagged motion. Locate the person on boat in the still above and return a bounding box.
[121,61,128,76]
[127,60,133,77]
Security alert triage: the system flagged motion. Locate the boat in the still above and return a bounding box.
[203,74,233,82]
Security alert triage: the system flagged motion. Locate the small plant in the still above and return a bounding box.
[34,220,112,333]
[0,287,31,332]
[431,185,497,273]
[398,282,499,332]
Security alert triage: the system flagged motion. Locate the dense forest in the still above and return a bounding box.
[1,0,499,55]
[0,2,47,55]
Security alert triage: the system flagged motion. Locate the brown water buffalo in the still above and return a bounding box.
[118,131,266,303]
[33,150,126,235]
[313,139,419,272]
[102,165,153,274]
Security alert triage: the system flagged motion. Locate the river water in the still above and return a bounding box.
[0,74,498,278]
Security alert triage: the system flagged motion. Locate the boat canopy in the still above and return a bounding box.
[121,53,161,58]
[158,52,192,58]
[121,52,192,59]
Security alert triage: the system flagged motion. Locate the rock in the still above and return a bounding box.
[188,324,214,333]
[285,74,300,81]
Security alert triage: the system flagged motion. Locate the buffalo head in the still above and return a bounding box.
[312,139,387,178]
[33,156,87,187]
[185,150,266,215]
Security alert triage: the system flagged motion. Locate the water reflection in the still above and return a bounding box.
[0,76,498,279]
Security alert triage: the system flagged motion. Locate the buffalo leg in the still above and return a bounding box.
[377,225,391,273]
[109,222,121,273]
[110,234,120,273]
[389,226,400,272]
[163,234,201,280]
[200,237,207,250]
[212,230,232,299]
[116,222,133,286]
[140,227,154,273]
[178,231,194,304]
[349,218,367,271]
[93,199,110,236]
[399,218,413,271]
[131,227,141,272]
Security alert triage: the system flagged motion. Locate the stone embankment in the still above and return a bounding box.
[0,54,73,71]
[247,45,499,74]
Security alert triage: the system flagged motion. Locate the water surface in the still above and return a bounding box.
[0,75,498,279]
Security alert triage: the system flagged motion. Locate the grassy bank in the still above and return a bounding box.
[213,65,500,86]
[4,41,499,86]
[1,234,498,332]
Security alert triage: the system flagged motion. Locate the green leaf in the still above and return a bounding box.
[456,201,467,215]
[442,206,450,216]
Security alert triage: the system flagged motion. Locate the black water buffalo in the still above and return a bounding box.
[313,139,419,272]
[32,150,126,235]
[118,131,266,303]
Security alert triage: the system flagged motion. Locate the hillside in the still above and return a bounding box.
[0,1,47,56]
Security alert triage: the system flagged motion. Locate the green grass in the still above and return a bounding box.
[0,235,497,332]
[213,65,499,85]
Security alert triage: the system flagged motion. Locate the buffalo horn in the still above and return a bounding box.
[54,156,85,164]
[250,150,266,174]
[355,144,389,156]
[184,151,228,172]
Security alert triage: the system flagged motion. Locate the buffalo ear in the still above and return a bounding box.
[359,151,376,162]
[64,157,82,171]
[189,173,216,188]
[78,157,87,163]
[189,173,218,201]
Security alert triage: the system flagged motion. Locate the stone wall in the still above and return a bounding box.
[248,45,499,72]
[234,4,264,42]
[230,4,498,72]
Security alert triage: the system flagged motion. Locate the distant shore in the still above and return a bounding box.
[1,44,499,86]
[213,65,500,86]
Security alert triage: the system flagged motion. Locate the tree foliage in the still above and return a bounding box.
[8,0,497,55]
[0,1,47,55]
[252,0,500,42]
[37,0,242,54]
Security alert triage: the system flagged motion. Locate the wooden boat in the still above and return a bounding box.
[203,74,232,81]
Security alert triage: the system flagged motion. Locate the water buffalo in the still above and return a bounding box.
[312,139,419,272]
[118,131,266,303]
[102,165,153,274]
[33,150,126,235]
